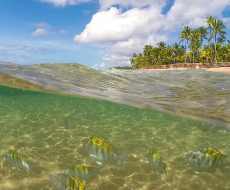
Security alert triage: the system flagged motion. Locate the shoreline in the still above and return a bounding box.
[143,67,230,74]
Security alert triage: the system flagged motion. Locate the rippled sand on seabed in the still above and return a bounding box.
[0,85,230,190]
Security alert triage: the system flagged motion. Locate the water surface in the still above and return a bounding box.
[0,63,229,128]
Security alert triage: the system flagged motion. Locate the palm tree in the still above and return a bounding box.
[172,43,180,63]
[218,45,230,62]
[157,42,166,49]
[156,42,166,64]
[206,16,214,42]
[179,26,191,63]
[152,47,161,65]
[217,36,226,45]
[227,40,230,46]
[205,16,214,63]
[200,45,211,63]
[143,45,153,66]
[130,53,137,68]
[190,29,201,63]
[129,16,230,69]
[135,53,144,69]
[209,19,227,63]
[198,26,208,44]
[178,45,186,63]
[165,45,173,64]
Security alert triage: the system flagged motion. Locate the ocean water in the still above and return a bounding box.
[0,63,230,190]
[0,85,230,190]
[0,63,229,128]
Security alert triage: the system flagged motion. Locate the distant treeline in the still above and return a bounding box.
[130,16,230,69]
[111,66,132,70]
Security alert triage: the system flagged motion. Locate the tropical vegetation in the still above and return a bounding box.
[130,16,229,69]
[110,66,132,70]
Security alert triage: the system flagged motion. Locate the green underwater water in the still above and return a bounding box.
[0,85,230,190]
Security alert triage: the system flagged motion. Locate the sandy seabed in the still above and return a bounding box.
[1,73,230,190]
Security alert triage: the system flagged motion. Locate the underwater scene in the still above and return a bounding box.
[0,63,230,190]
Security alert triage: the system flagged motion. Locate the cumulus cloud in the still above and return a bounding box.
[31,28,48,37]
[95,36,168,68]
[93,62,106,69]
[165,0,230,30]
[93,52,135,69]
[111,35,168,57]
[37,0,93,6]
[74,5,166,43]
[76,0,230,44]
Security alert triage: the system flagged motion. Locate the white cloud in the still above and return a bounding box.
[93,53,132,69]
[60,29,67,34]
[223,17,230,28]
[98,0,165,10]
[74,0,230,68]
[23,40,81,51]
[31,22,52,28]
[187,17,207,29]
[41,40,60,47]
[93,62,106,68]
[0,45,25,51]
[74,5,166,43]
[37,0,93,6]
[83,10,90,14]
[165,0,230,30]
[31,28,48,37]
[111,35,167,57]
[0,43,55,55]
[0,53,56,65]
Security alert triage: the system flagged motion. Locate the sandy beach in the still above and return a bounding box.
[203,67,230,74]
[145,67,230,74]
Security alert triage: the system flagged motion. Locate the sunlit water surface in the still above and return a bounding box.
[0,85,230,190]
[0,63,229,128]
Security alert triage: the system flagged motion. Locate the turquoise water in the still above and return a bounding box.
[0,85,230,190]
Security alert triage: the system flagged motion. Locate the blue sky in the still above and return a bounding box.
[0,0,102,66]
[0,0,230,68]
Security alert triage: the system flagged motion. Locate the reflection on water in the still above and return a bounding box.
[0,85,230,190]
[0,63,230,128]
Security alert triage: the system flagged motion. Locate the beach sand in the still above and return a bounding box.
[145,67,230,74]
[203,67,230,74]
